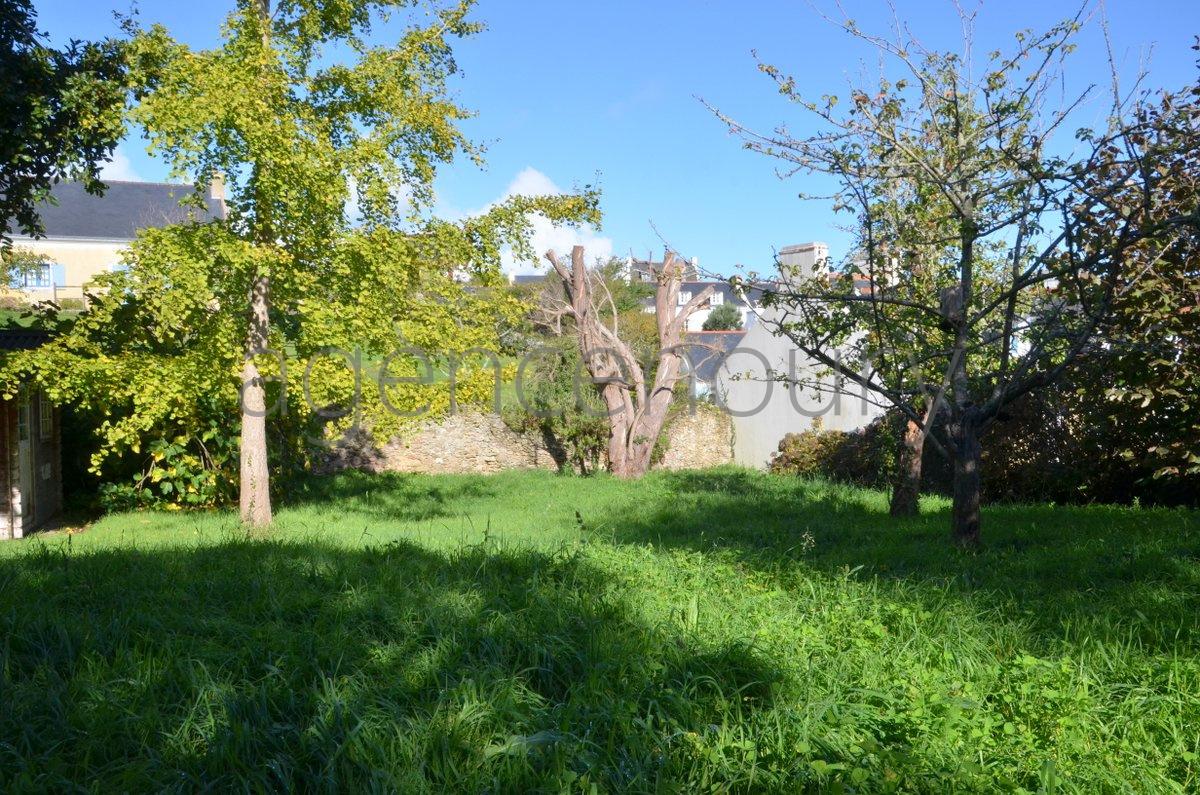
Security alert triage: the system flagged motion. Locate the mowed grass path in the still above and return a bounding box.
[1,468,1197,792]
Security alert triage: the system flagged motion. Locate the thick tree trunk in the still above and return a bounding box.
[546,246,712,481]
[889,419,925,517]
[240,273,273,528]
[950,418,982,547]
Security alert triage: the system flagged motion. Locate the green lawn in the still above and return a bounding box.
[1,468,1197,792]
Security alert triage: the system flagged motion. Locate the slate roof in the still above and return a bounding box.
[31,180,226,241]
[630,257,700,282]
[512,274,548,285]
[684,330,747,383]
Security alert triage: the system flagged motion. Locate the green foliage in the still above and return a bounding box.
[1103,53,1200,482]
[99,422,239,512]
[0,0,129,249]
[775,376,1200,507]
[595,256,656,313]
[1,0,598,507]
[503,337,609,473]
[769,418,896,488]
[701,301,743,331]
[0,469,1197,790]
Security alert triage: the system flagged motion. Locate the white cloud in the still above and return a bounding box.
[99,147,142,181]
[491,167,613,276]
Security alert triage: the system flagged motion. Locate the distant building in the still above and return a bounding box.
[682,329,747,394]
[626,253,700,283]
[777,241,829,277]
[708,241,884,467]
[510,273,548,286]
[6,179,227,304]
[641,280,765,332]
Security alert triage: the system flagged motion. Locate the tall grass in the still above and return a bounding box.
[1,468,1196,791]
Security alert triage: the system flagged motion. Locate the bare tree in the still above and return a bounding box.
[543,245,713,478]
[714,8,1175,545]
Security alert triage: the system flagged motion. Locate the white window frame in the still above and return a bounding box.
[710,291,724,305]
[677,290,692,306]
[21,264,52,288]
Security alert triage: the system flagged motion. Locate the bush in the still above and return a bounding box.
[503,338,609,473]
[0,294,30,312]
[769,423,847,478]
[702,302,743,331]
[769,417,895,488]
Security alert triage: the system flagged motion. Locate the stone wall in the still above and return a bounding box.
[657,406,735,470]
[323,407,734,475]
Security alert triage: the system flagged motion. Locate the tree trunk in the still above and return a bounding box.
[545,246,712,481]
[950,417,982,547]
[889,418,925,517]
[240,272,273,528]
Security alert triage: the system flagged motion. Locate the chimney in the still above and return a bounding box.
[209,171,226,202]
[777,241,829,278]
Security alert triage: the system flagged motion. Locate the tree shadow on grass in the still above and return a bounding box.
[280,469,499,523]
[600,468,1200,652]
[0,534,779,791]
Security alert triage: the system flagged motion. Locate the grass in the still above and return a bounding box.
[1,468,1197,792]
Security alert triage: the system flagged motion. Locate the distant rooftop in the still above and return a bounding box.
[511,273,547,285]
[629,254,700,283]
[685,330,747,383]
[639,280,766,310]
[29,180,226,241]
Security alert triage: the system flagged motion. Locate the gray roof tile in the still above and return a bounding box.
[32,180,226,240]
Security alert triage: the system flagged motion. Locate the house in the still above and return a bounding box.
[6,178,227,304]
[0,330,62,539]
[663,280,767,332]
[626,253,700,283]
[704,242,884,467]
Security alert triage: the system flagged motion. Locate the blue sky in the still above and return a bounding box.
[35,0,1200,275]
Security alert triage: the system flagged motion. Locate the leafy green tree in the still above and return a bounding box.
[1104,48,1200,485]
[6,0,595,525]
[715,11,1179,545]
[702,302,743,331]
[0,0,128,252]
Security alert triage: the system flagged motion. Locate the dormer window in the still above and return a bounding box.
[677,290,692,306]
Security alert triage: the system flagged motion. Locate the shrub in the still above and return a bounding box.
[503,338,609,473]
[769,423,847,477]
[0,294,30,312]
[702,302,743,331]
[770,418,895,488]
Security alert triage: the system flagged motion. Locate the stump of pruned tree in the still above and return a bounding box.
[543,246,714,478]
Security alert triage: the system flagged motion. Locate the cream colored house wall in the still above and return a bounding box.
[4,237,127,302]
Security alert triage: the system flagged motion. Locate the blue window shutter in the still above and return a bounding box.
[51,264,66,287]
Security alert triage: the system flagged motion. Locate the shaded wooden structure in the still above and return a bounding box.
[0,330,63,539]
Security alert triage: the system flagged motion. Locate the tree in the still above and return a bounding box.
[543,246,712,478]
[1104,46,1200,486]
[702,301,743,331]
[0,0,128,252]
[714,11,1176,545]
[6,0,595,525]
